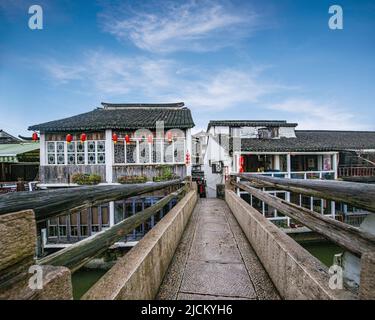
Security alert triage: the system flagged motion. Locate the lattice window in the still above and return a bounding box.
[114,142,125,164]
[126,141,137,163]
[46,140,105,165]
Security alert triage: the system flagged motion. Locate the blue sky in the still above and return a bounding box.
[0,0,374,136]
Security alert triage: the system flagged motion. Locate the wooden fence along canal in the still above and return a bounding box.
[0,179,190,299]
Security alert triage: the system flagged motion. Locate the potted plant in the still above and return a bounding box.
[117,175,147,184]
[71,173,101,185]
[153,165,180,182]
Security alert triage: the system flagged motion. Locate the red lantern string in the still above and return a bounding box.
[112,133,118,144]
[239,155,245,173]
[185,151,190,165]
[32,132,38,142]
[66,134,73,144]
[80,133,87,143]
[125,134,130,144]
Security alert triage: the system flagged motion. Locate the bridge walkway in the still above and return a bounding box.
[157,198,280,300]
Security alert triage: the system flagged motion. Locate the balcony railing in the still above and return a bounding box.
[338,166,375,177]
[242,170,335,180]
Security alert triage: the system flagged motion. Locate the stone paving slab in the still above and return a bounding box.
[190,231,241,263]
[157,198,281,300]
[177,293,253,300]
[180,260,257,298]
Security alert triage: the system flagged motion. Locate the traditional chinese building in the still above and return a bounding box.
[28,102,194,248]
[29,102,195,187]
[203,120,375,226]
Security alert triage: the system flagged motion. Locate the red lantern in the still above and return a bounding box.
[125,134,130,144]
[147,134,153,144]
[167,131,172,143]
[66,134,73,144]
[239,155,245,173]
[32,132,38,142]
[185,151,190,165]
[112,133,118,144]
[80,133,87,143]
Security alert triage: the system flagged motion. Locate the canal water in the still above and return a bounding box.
[302,242,344,267]
[71,268,107,300]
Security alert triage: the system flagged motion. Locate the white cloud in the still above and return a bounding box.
[44,62,86,83]
[168,69,285,110]
[99,0,257,53]
[43,51,283,112]
[268,99,370,130]
[43,53,371,131]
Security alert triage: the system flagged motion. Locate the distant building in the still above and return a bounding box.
[29,102,195,187]
[192,130,208,166]
[0,129,39,184]
[203,120,375,225]
[0,129,21,144]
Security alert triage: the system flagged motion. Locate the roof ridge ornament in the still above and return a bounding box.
[101,102,185,110]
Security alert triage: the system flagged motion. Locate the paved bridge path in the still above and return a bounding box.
[157,198,280,300]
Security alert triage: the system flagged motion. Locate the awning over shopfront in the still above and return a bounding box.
[0,143,40,163]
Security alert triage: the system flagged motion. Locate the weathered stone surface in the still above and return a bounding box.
[156,200,201,300]
[224,207,280,300]
[177,293,252,300]
[36,265,73,300]
[359,252,375,300]
[0,210,36,273]
[158,198,280,300]
[0,210,73,300]
[82,189,197,300]
[225,189,356,300]
[180,260,256,298]
[0,210,37,299]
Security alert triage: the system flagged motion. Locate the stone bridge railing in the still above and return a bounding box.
[0,179,196,300]
[227,174,375,300]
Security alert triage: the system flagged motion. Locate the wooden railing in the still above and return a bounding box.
[38,187,186,272]
[237,173,375,213]
[231,174,375,257]
[0,179,183,222]
[0,179,190,299]
[339,166,375,177]
[0,181,31,194]
[229,174,375,299]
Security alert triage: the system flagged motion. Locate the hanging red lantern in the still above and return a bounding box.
[167,131,172,143]
[125,134,130,144]
[239,155,245,173]
[66,134,73,144]
[147,134,153,144]
[185,151,191,165]
[112,133,118,144]
[32,132,38,142]
[80,133,87,143]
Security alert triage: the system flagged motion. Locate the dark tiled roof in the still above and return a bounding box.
[101,102,185,109]
[240,130,375,152]
[207,120,297,131]
[0,130,21,144]
[29,103,195,132]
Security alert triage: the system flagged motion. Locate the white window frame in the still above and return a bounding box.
[45,140,106,165]
[113,137,186,165]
